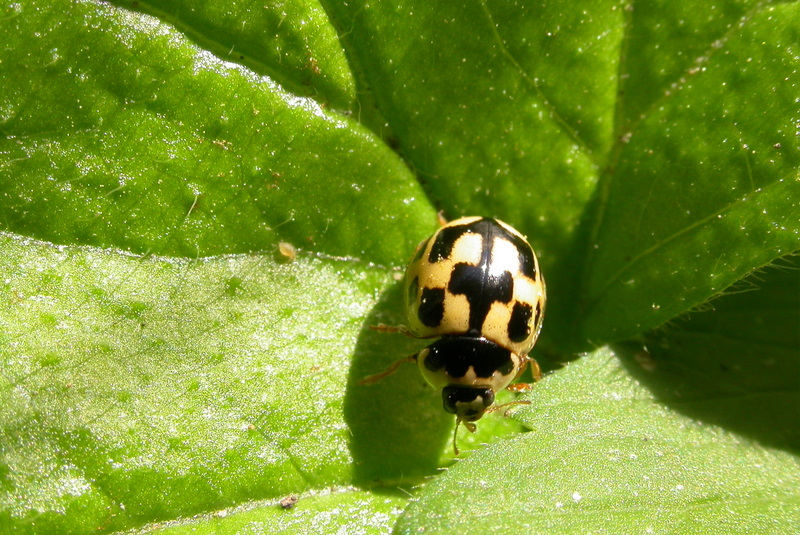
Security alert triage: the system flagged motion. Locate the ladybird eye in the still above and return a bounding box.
[442,385,494,419]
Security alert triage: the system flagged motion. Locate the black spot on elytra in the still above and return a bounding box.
[418,287,445,327]
[423,337,514,378]
[508,302,533,342]
[428,222,474,262]
[449,263,513,335]
[428,219,536,279]
[504,230,537,281]
[419,218,537,337]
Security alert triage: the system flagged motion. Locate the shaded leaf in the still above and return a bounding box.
[570,3,800,344]
[641,256,800,450]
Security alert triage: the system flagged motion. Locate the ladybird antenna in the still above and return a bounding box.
[452,418,479,455]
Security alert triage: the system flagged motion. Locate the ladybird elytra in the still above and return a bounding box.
[361,216,545,453]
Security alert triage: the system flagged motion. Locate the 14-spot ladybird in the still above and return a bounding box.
[361,216,545,453]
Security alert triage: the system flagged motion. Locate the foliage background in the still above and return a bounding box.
[0,0,798,533]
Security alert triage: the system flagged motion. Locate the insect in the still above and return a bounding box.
[279,495,299,510]
[278,241,297,262]
[361,216,545,453]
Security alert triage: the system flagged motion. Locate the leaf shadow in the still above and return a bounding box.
[344,283,452,486]
[612,329,799,454]
[604,253,800,455]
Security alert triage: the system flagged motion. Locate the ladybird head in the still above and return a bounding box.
[442,384,495,422]
[443,384,496,454]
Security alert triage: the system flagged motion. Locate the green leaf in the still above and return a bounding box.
[0,234,396,532]
[0,0,434,264]
[572,2,800,343]
[1,0,798,533]
[134,0,358,109]
[142,488,407,535]
[329,0,619,261]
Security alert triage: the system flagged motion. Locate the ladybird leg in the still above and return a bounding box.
[369,324,414,337]
[527,358,542,381]
[436,210,449,226]
[494,358,538,414]
[487,399,532,412]
[506,356,542,392]
[501,400,532,418]
[486,399,532,420]
[359,353,417,385]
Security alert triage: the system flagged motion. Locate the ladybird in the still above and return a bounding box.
[361,216,545,453]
